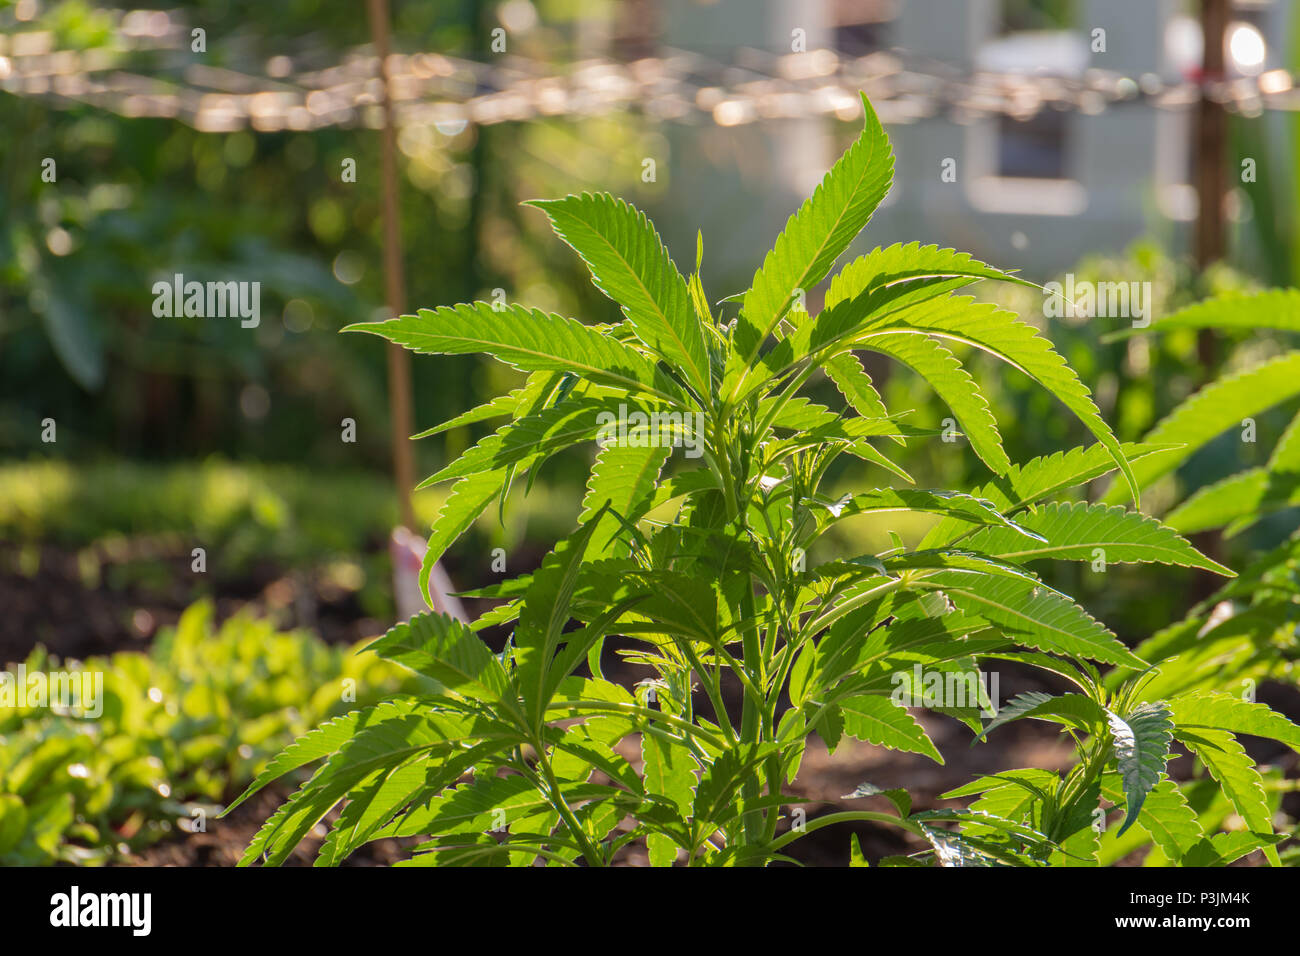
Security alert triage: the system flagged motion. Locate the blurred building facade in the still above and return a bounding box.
[633,0,1295,285]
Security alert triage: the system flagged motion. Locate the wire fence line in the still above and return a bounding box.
[3,6,1300,134]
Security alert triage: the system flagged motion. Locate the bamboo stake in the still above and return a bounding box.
[365,0,416,532]
[1191,0,1230,596]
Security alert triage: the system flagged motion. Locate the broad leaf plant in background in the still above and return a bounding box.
[236,94,1300,867]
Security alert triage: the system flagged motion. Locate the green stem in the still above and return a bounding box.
[534,739,603,867]
[737,583,766,849]
[713,420,740,521]
[768,810,924,853]
[546,700,726,750]
[676,640,739,746]
[761,755,784,844]
[752,362,818,440]
[805,576,908,636]
[698,638,766,717]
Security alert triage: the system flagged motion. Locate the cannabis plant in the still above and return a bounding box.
[234,94,1300,866]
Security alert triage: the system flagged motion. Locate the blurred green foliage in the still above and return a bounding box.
[1,0,665,478]
[0,458,579,621]
[0,599,421,864]
[1,458,411,564]
[0,241,1280,642]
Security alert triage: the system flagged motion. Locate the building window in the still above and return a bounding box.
[997,110,1069,180]
[610,0,658,61]
[831,0,896,56]
[959,0,1086,212]
[998,0,1076,35]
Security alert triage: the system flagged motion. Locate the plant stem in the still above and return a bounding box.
[545,700,727,750]
[534,739,603,867]
[768,810,925,852]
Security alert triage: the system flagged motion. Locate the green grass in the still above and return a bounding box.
[0,457,579,576]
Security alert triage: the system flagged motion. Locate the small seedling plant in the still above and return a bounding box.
[235,94,1300,867]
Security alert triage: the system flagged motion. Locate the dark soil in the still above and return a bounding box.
[0,542,387,664]
[122,788,420,867]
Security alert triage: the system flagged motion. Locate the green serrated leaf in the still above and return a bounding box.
[527,193,711,398]
[346,303,688,405]
[1171,691,1300,754]
[962,502,1233,575]
[365,612,511,704]
[1108,702,1173,836]
[728,93,893,396]
[839,695,943,763]
[1103,351,1300,503]
[578,442,671,557]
